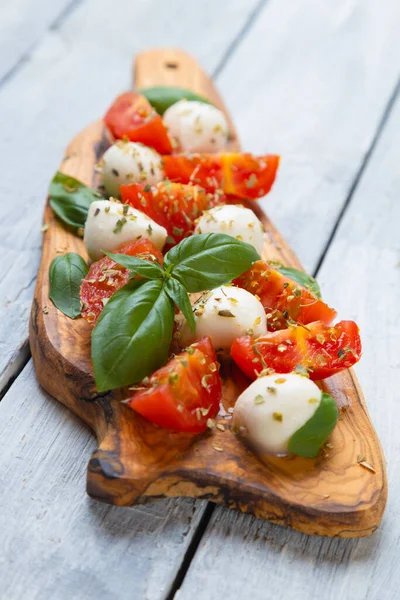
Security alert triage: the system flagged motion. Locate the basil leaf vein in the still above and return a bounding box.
[165,278,195,333]
[92,279,174,391]
[49,171,102,233]
[49,253,88,318]
[287,392,338,458]
[164,233,260,292]
[103,251,164,280]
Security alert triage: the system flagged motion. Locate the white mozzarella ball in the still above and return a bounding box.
[233,373,322,455]
[84,199,167,261]
[163,100,229,153]
[101,141,164,198]
[180,285,267,350]
[194,204,264,254]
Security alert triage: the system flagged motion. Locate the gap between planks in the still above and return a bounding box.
[1,10,399,597]
[313,74,400,278]
[161,57,400,600]
[1,1,399,597]
[0,0,84,88]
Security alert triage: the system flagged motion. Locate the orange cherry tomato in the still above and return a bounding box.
[163,153,280,199]
[233,260,336,329]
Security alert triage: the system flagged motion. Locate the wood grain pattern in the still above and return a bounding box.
[0,361,207,600]
[29,49,386,538]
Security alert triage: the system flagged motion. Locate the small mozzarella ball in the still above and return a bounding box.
[194,204,264,254]
[84,199,167,261]
[180,285,267,350]
[101,141,164,198]
[163,100,229,153]
[233,373,322,455]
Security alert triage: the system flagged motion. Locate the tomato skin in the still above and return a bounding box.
[80,238,163,324]
[231,320,361,381]
[127,337,221,433]
[233,260,336,329]
[163,153,280,199]
[121,182,223,246]
[104,91,172,154]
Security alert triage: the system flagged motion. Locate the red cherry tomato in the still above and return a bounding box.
[80,238,163,324]
[233,260,336,329]
[163,153,280,199]
[231,320,361,381]
[121,181,223,246]
[104,91,172,154]
[126,337,221,433]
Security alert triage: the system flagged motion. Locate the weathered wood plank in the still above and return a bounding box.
[217,0,400,273]
[0,361,207,600]
[0,0,78,83]
[0,0,262,392]
[1,0,399,595]
[176,47,400,600]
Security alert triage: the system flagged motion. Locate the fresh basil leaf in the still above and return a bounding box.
[288,393,338,458]
[103,251,164,280]
[138,86,212,115]
[92,279,174,391]
[49,252,88,318]
[165,278,195,334]
[49,171,103,233]
[164,233,260,293]
[277,266,321,298]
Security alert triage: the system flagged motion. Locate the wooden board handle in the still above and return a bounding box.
[135,49,213,94]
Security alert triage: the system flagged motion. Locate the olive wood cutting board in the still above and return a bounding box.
[29,49,387,538]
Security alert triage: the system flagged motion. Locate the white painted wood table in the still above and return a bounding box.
[1,1,399,598]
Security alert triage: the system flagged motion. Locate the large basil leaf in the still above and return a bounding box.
[104,251,164,280]
[277,266,321,298]
[49,253,88,318]
[49,171,103,233]
[164,233,260,292]
[139,86,212,115]
[165,278,195,333]
[287,393,338,458]
[92,279,174,391]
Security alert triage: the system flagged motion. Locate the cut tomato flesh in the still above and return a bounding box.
[231,320,361,381]
[234,260,336,329]
[80,238,163,324]
[121,181,223,246]
[163,153,280,199]
[104,91,172,154]
[126,337,222,433]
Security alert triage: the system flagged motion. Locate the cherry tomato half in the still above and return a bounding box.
[231,320,361,381]
[163,153,280,199]
[121,181,223,246]
[80,238,163,324]
[126,337,221,433]
[233,260,336,329]
[104,91,172,154]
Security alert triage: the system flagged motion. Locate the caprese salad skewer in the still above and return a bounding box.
[47,86,361,460]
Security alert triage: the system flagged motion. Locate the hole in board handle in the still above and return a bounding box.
[165,62,178,69]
